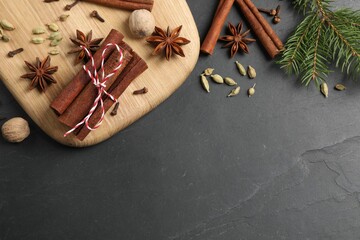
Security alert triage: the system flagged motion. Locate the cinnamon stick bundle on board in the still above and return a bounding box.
[75,41,148,141]
[81,0,154,11]
[51,29,124,115]
[58,49,133,128]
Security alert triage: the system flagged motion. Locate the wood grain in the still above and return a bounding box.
[0,0,199,147]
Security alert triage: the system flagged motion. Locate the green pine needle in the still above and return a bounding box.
[278,0,360,86]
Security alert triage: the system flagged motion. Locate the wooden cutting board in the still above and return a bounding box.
[0,0,199,147]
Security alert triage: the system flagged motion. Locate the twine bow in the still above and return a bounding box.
[64,43,124,137]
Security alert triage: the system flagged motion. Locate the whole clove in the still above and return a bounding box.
[258,7,277,16]
[133,87,148,95]
[90,10,105,23]
[273,5,281,24]
[65,0,80,11]
[44,0,59,2]
[8,48,24,57]
[110,102,120,116]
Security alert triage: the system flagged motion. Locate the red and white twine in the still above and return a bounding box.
[64,43,124,137]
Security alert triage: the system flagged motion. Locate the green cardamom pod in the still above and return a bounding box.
[320,82,329,98]
[0,19,15,31]
[247,65,256,79]
[204,68,214,76]
[210,74,224,84]
[49,48,60,55]
[248,83,256,97]
[47,23,59,32]
[200,74,210,93]
[235,61,246,76]
[59,14,70,22]
[50,39,61,46]
[32,27,46,35]
[0,28,3,37]
[48,32,61,40]
[334,84,346,91]
[227,86,240,97]
[31,37,45,44]
[224,77,237,86]
[1,35,10,42]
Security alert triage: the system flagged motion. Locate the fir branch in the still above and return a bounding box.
[278,0,360,86]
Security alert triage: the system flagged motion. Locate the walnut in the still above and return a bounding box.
[128,9,155,38]
[1,117,30,143]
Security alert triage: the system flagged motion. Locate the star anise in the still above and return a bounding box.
[146,25,191,61]
[219,22,256,58]
[21,56,58,92]
[68,30,103,64]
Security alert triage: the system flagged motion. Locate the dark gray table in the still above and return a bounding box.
[1,1,360,239]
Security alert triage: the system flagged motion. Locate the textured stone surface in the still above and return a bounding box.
[1,0,360,239]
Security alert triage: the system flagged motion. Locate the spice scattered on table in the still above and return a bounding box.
[65,0,80,11]
[235,61,246,76]
[1,117,30,143]
[32,27,46,35]
[110,102,120,116]
[248,83,256,97]
[334,84,346,91]
[21,55,58,92]
[203,68,214,76]
[247,65,256,79]
[8,48,24,58]
[59,14,70,22]
[31,37,45,44]
[320,83,329,98]
[224,77,237,86]
[90,10,105,22]
[129,9,155,38]
[211,74,224,84]
[0,19,15,31]
[219,22,256,58]
[48,48,60,55]
[133,87,149,95]
[227,86,241,97]
[1,35,10,42]
[47,23,59,32]
[68,30,103,64]
[146,25,190,61]
[200,74,210,93]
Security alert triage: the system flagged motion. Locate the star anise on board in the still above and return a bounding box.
[21,56,58,92]
[146,25,191,61]
[219,22,256,58]
[68,30,103,64]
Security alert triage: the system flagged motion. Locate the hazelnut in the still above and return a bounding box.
[1,117,30,143]
[128,9,155,38]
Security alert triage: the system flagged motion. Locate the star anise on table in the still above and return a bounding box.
[146,25,191,61]
[219,22,256,58]
[21,56,58,92]
[68,30,103,64]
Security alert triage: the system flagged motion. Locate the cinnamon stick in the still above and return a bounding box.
[58,49,133,128]
[200,0,235,55]
[235,0,279,58]
[81,0,154,11]
[75,41,148,141]
[242,0,283,50]
[50,29,124,115]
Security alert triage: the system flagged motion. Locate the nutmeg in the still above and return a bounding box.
[128,9,155,38]
[1,117,30,143]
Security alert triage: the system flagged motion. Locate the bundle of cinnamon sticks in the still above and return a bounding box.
[50,29,148,141]
[81,0,154,11]
[201,0,283,58]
